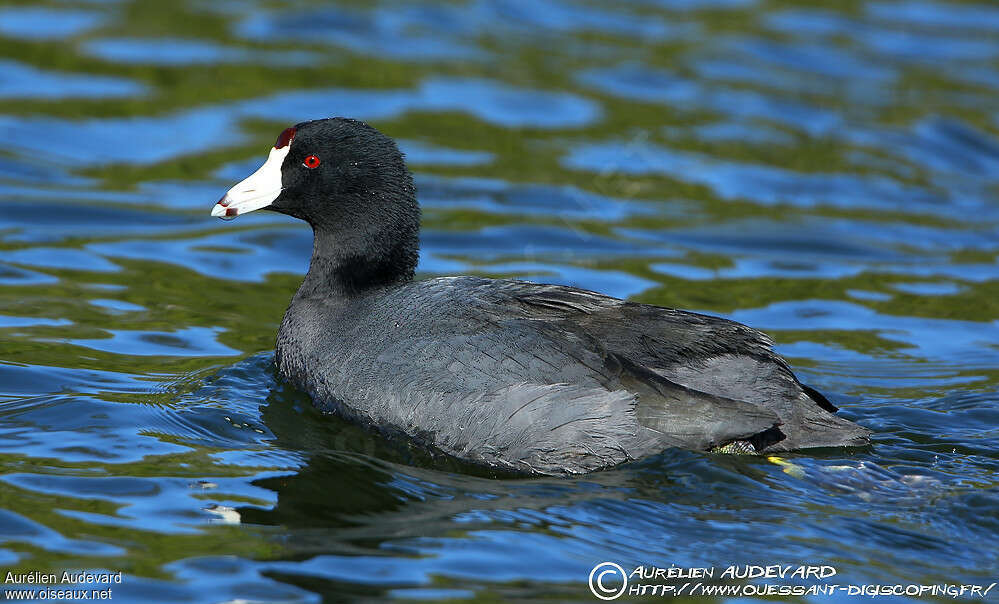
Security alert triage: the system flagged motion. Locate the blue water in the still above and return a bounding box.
[0,0,997,602]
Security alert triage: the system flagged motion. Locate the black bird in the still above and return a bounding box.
[212,118,871,475]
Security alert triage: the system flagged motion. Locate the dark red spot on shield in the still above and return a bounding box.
[275,127,296,149]
[225,207,238,217]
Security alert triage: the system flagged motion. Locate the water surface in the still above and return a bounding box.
[1,0,998,602]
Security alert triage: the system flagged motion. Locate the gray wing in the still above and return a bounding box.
[507,280,870,451]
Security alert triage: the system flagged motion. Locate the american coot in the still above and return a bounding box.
[212,118,871,475]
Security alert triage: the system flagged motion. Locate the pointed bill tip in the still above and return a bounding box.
[211,199,239,220]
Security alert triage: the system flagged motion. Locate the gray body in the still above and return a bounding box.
[276,276,870,475]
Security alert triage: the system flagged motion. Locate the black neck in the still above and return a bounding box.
[295,224,418,299]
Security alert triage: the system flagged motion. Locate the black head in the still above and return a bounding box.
[213,118,420,295]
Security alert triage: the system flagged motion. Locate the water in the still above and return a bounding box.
[1,0,997,601]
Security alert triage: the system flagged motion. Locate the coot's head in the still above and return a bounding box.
[212,118,420,291]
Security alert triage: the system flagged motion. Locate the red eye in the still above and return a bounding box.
[303,155,320,169]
